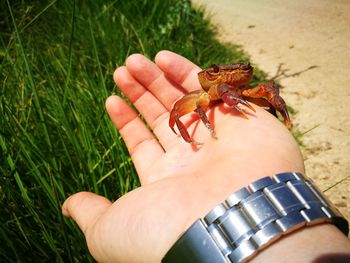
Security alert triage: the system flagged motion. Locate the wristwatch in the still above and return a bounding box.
[162,172,349,263]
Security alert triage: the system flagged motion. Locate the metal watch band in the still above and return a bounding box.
[162,172,349,263]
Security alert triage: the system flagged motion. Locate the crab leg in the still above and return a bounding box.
[244,97,277,117]
[242,82,291,127]
[169,90,211,144]
[196,103,217,139]
[217,83,256,119]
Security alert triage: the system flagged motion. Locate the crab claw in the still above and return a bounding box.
[169,90,212,144]
[279,107,291,128]
[236,97,256,113]
[220,91,256,120]
[242,82,292,128]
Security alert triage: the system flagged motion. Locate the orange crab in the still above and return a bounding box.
[169,63,291,144]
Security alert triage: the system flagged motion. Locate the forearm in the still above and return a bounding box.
[252,224,350,263]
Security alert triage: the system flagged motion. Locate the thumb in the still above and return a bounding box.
[62,191,112,234]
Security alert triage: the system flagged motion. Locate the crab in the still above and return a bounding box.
[169,63,291,144]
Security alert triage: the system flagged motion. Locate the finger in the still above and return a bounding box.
[155,50,202,93]
[125,54,185,110]
[114,67,178,148]
[105,96,164,183]
[62,192,112,234]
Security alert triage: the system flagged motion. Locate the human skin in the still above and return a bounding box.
[62,51,350,262]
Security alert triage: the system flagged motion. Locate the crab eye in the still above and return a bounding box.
[241,63,252,70]
[211,64,220,73]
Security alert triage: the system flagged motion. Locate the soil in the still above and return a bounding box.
[192,0,350,223]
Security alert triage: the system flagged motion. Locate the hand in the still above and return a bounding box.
[62,51,305,262]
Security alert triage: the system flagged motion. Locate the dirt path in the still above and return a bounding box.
[192,0,350,222]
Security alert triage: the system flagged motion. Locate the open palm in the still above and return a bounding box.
[62,51,304,263]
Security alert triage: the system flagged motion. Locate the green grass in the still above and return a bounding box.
[0,0,267,261]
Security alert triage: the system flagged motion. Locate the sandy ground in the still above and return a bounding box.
[192,0,350,223]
